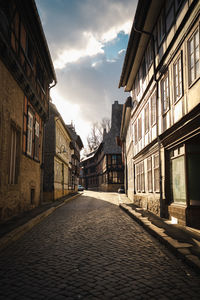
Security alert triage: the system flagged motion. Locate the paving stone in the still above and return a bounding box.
[0,191,200,299]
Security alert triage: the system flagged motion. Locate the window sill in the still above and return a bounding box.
[188,76,200,90]
[174,94,183,105]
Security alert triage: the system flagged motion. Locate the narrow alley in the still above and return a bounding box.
[0,191,200,299]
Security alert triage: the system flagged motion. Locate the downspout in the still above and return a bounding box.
[133,23,164,218]
[41,78,57,203]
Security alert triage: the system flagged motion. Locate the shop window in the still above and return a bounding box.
[161,73,170,114]
[9,125,20,184]
[188,28,199,85]
[170,145,186,203]
[173,55,183,102]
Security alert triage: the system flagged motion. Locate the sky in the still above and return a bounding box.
[35,0,137,148]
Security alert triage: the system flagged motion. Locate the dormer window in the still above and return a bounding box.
[36,61,45,89]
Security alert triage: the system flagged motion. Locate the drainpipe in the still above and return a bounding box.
[40,78,57,204]
[133,23,164,218]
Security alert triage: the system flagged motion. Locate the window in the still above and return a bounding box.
[145,41,153,70]
[9,125,20,184]
[173,55,183,102]
[157,12,165,46]
[151,93,156,125]
[26,36,33,65]
[188,28,199,85]
[161,74,170,113]
[170,145,186,204]
[34,121,39,160]
[27,111,33,156]
[136,162,145,192]
[36,61,45,89]
[147,157,152,192]
[136,73,140,95]
[134,122,138,144]
[145,103,149,133]
[166,2,174,33]
[112,155,117,166]
[138,117,142,140]
[154,155,159,192]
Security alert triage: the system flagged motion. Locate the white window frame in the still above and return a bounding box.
[34,121,40,160]
[154,154,160,192]
[147,157,153,192]
[161,73,170,114]
[151,92,156,126]
[188,27,199,86]
[173,54,183,103]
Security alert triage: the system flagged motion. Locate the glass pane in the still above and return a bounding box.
[171,156,186,203]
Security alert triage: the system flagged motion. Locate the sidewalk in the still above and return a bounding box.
[0,192,81,251]
[118,194,200,274]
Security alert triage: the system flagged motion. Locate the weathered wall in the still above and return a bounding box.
[0,60,42,221]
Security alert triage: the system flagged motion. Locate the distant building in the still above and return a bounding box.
[0,0,56,221]
[66,124,83,191]
[119,0,200,228]
[81,101,124,192]
[43,103,72,201]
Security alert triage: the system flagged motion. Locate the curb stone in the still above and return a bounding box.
[0,193,82,251]
[120,203,200,274]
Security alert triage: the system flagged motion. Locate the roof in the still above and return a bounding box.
[118,0,165,91]
[66,124,84,150]
[20,0,57,83]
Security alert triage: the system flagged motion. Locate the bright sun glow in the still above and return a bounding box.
[51,89,90,147]
[54,32,104,69]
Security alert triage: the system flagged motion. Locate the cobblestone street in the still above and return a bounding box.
[0,191,200,299]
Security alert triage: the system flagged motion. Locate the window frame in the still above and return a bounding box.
[188,27,200,86]
[144,103,149,133]
[34,120,40,160]
[151,92,157,126]
[147,157,153,192]
[161,72,170,114]
[153,154,160,192]
[9,124,20,185]
[27,110,34,156]
[173,53,183,103]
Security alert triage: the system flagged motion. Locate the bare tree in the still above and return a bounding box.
[85,118,111,153]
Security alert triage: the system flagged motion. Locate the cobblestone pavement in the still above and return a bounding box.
[0,191,200,300]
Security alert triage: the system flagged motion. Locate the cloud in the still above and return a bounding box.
[35,0,137,147]
[54,32,104,69]
[36,0,136,63]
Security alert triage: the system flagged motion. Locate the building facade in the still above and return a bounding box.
[43,103,79,201]
[0,0,56,221]
[66,124,84,191]
[81,101,124,192]
[119,0,200,228]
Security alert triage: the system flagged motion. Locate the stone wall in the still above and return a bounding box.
[0,60,42,222]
